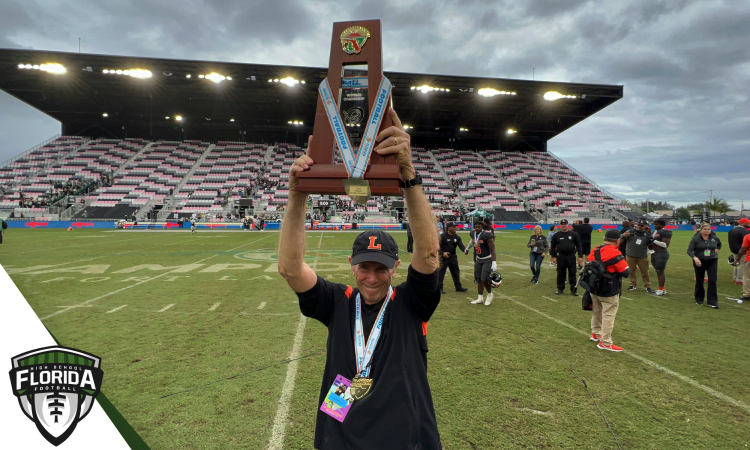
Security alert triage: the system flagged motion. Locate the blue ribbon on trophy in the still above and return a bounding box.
[319,76,392,204]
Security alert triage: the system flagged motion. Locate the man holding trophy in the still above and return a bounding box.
[277,20,443,449]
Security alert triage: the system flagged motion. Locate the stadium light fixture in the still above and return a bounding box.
[288,120,303,125]
[102,113,108,117]
[230,118,235,122]
[276,76,300,87]
[165,116,170,119]
[200,72,228,83]
[478,88,516,97]
[543,91,577,101]
[18,63,67,74]
[459,127,469,131]
[186,74,192,78]
[103,68,152,79]
[507,129,517,134]
[403,125,413,130]
[175,115,183,121]
[410,85,450,94]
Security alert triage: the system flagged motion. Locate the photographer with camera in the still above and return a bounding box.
[621,219,654,293]
[586,230,631,352]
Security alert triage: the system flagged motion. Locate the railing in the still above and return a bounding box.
[0,134,62,171]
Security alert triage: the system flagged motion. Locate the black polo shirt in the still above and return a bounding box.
[297,265,442,450]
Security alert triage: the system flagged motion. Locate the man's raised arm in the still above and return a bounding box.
[374,108,438,274]
[278,137,318,293]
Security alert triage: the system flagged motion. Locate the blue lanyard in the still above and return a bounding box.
[354,286,392,377]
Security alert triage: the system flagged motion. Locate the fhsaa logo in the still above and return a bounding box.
[8,346,104,446]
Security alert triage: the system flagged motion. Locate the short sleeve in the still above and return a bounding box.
[403,265,441,322]
[744,234,750,248]
[296,276,347,326]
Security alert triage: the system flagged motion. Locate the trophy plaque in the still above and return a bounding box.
[294,20,403,202]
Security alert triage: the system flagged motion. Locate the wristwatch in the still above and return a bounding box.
[402,174,423,189]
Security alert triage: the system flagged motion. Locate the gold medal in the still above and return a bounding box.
[343,178,371,205]
[350,375,373,400]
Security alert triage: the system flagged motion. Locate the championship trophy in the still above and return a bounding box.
[294,20,403,203]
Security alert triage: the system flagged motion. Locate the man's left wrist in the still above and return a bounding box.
[401,166,417,180]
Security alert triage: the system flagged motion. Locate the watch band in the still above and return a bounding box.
[402,174,423,189]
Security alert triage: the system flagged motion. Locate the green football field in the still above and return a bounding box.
[1,228,748,449]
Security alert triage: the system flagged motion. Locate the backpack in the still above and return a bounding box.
[578,245,623,296]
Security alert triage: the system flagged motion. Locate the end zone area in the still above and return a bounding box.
[1,229,748,449]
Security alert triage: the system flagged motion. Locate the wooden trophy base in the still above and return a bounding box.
[295,164,403,196]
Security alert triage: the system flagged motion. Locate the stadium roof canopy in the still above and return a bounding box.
[0,49,622,151]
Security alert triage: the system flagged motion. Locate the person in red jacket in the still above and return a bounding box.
[588,230,631,352]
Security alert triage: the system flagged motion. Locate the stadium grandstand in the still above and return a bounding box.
[0,49,642,225]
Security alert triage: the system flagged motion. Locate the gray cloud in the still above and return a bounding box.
[0,0,748,208]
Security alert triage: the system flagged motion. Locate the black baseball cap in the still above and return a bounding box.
[559,219,569,224]
[604,230,621,241]
[637,219,648,226]
[446,221,456,228]
[351,230,399,269]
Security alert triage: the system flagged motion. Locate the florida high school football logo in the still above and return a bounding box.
[8,346,104,446]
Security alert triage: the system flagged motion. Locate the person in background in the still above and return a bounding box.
[436,217,444,234]
[732,231,750,302]
[588,230,631,352]
[465,221,497,306]
[527,225,548,284]
[621,219,654,293]
[548,225,557,267]
[572,218,594,259]
[650,219,672,296]
[438,222,468,294]
[550,219,583,296]
[728,218,750,285]
[406,220,414,254]
[687,222,722,308]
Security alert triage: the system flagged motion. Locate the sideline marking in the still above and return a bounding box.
[541,296,559,302]
[268,313,307,449]
[258,302,267,310]
[40,235,274,321]
[498,293,750,414]
[106,305,128,314]
[268,232,323,449]
[209,302,221,311]
[159,304,175,312]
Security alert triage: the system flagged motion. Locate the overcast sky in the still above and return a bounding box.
[1,0,748,209]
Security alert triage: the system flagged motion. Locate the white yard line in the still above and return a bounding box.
[258,302,267,310]
[158,304,175,312]
[268,232,324,449]
[209,302,221,311]
[498,293,750,414]
[541,296,559,302]
[106,305,128,314]
[40,235,274,321]
[268,313,307,450]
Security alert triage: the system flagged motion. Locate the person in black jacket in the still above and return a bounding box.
[527,225,549,284]
[572,218,594,257]
[687,222,723,308]
[550,219,583,295]
[728,218,750,284]
[438,222,468,294]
